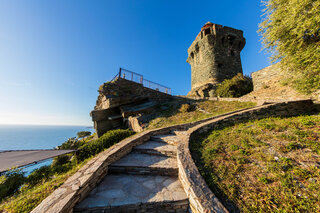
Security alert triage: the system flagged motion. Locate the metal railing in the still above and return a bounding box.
[113,68,171,95]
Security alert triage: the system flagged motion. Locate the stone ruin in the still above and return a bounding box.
[91,71,173,137]
[91,22,318,138]
[187,22,246,97]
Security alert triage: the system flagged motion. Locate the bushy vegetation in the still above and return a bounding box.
[178,103,195,113]
[215,73,253,98]
[191,114,320,212]
[259,0,320,94]
[0,129,133,213]
[0,170,25,201]
[77,131,91,141]
[76,129,134,161]
[147,100,256,129]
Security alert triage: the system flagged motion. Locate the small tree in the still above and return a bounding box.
[77,131,91,142]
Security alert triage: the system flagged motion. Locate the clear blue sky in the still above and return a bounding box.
[0,0,271,126]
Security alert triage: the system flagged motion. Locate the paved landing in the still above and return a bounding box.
[75,174,188,209]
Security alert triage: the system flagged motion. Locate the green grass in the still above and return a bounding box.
[190,114,320,212]
[0,129,134,213]
[147,100,256,129]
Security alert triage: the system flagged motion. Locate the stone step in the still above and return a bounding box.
[150,134,181,145]
[133,140,177,157]
[74,174,189,213]
[109,153,178,176]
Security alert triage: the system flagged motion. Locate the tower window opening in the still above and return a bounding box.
[195,44,199,52]
[227,35,235,45]
[191,52,194,59]
[230,50,235,56]
[218,63,223,68]
[204,28,211,36]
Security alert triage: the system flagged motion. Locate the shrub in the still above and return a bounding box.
[51,163,73,174]
[0,169,26,200]
[215,73,253,98]
[76,129,134,161]
[179,104,195,113]
[52,155,70,167]
[26,166,52,186]
[57,137,83,150]
[77,131,91,141]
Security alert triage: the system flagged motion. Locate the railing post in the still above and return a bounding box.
[119,68,122,78]
[132,72,133,81]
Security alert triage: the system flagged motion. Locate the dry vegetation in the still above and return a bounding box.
[147,99,256,129]
[191,113,320,212]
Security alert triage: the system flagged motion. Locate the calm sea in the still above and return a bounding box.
[0,125,93,150]
[0,125,94,174]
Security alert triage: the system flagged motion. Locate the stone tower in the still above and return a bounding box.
[187,22,246,97]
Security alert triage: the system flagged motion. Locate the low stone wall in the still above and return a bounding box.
[32,100,314,213]
[177,100,314,213]
[178,94,314,106]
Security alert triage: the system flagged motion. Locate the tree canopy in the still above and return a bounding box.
[77,131,91,141]
[259,0,320,94]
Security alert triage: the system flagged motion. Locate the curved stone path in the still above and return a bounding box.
[74,132,189,213]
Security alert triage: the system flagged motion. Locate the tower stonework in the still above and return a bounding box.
[187,22,246,97]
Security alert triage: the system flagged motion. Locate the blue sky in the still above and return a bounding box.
[0,0,271,126]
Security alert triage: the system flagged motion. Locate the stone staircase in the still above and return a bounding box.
[74,132,189,213]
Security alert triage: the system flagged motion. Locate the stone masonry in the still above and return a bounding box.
[91,77,173,137]
[187,22,245,97]
[241,63,320,102]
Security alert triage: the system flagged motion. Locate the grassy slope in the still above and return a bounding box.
[0,100,256,212]
[147,100,256,129]
[0,161,88,212]
[0,129,134,213]
[191,114,320,212]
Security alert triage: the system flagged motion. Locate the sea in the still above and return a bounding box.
[0,124,94,175]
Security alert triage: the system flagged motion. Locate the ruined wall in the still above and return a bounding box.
[95,78,172,110]
[242,63,319,102]
[92,78,173,137]
[251,63,284,90]
[187,22,245,91]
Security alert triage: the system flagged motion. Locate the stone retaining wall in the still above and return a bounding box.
[176,100,314,213]
[32,100,314,213]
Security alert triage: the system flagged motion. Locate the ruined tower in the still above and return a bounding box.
[187,22,246,97]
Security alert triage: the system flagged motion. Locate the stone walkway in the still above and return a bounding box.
[74,133,189,213]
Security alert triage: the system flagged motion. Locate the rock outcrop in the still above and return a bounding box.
[91,77,172,137]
